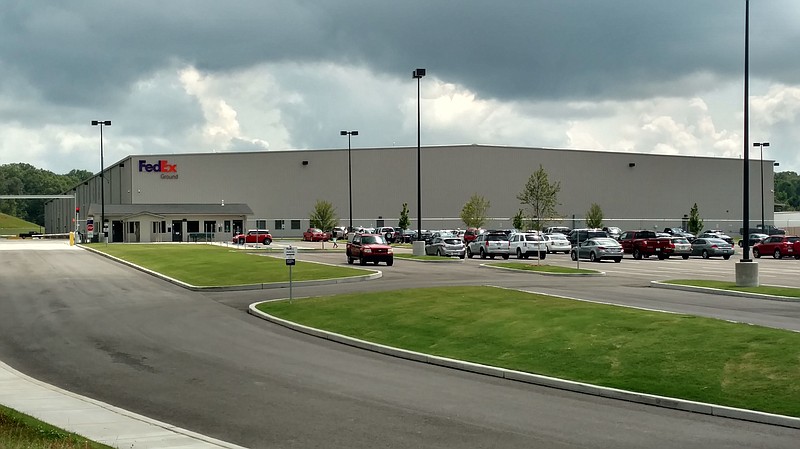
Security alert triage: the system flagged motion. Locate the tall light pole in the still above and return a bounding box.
[340,130,358,232]
[412,68,426,241]
[741,0,751,263]
[753,142,770,230]
[91,120,111,243]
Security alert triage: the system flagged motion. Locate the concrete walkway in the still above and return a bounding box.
[0,361,246,449]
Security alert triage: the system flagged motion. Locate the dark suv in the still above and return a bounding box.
[568,228,609,246]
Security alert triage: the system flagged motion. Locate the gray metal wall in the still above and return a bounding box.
[46,145,775,236]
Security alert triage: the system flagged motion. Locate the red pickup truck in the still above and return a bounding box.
[618,230,677,260]
[346,233,394,266]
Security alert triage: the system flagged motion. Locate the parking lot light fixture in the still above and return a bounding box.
[91,120,111,243]
[340,130,358,232]
[412,68,426,241]
[753,142,770,230]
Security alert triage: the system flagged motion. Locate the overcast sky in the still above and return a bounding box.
[1,0,798,175]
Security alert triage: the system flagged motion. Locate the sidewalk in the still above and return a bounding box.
[0,361,246,449]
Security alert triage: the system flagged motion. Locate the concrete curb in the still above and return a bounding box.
[80,245,381,291]
[480,263,606,277]
[248,300,800,430]
[651,281,800,302]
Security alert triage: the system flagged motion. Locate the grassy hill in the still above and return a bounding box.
[0,212,43,237]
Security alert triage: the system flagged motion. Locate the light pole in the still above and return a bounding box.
[412,68,426,242]
[340,130,358,232]
[91,120,111,243]
[753,142,769,230]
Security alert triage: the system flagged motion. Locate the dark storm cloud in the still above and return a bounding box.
[2,0,794,108]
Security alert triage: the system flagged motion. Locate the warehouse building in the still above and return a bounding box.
[44,144,775,243]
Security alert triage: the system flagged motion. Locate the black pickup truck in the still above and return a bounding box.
[18,231,43,239]
[740,225,785,236]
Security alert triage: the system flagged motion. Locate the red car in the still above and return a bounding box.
[752,235,800,259]
[232,229,272,245]
[303,228,330,242]
[346,233,394,266]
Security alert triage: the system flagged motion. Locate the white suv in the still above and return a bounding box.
[466,232,510,259]
[509,233,547,259]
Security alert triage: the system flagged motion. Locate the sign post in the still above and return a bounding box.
[87,217,95,242]
[284,246,296,303]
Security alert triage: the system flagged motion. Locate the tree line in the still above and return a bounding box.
[775,171,800,211]
[0,163,93,225]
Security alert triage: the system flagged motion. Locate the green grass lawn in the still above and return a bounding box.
[0,404,111,449]
[85,243,370,286]
[0,212,42,237]
[258,286,800,417]
[665,279,800,299]
[489,262,601,274]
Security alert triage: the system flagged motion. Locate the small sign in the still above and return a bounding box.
[285,246,296,266]
[87,223,94,232]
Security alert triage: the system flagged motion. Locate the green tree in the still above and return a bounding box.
[309,200,338,231]
[460,194,490,228]
[775,171,800,211]
[512,209,526,230]
[517,164,561,231]
[687,203,704,235]
[399,202,411,230]
[585,203,603,228]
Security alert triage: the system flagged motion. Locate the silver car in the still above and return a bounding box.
[570,237,623,262]
[691,238,734,259]
[425,236,467,258]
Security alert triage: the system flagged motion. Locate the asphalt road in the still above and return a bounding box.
[1,241,799,448]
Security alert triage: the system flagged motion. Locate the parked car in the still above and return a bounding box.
[232,229,273,245]
[665,237,692,259]
[375,226,396,243]
[302,227,330,242]
[663,227,696,241]
[346,233,393,266]
[697,231,734,245]
[543,226,571,235]
[752,235,800,259]
[331,226,348,240]
[738,233,768,247]
[509,232,547,259]
[570,237,623,263]
[463,227,483,244]
[543,233,571,254]
[690,238,734,259]
[466,232,510,259]
[400,228,416,243]
[568,228,609,246]
[602,226,622,240]
[425,236,467,258]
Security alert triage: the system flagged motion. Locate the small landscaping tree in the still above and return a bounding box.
[688,203,704,235]
[399,202,410,230]
[461,194,490,229]
[586,203,603,228]
[512,209,526,230]
[517,164,561,231]
[309,200,338,231]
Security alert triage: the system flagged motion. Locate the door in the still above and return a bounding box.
[172,220,183,242]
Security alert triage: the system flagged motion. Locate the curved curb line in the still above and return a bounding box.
[80,245,381,291]
[480,263,605,277]
[0,360,247,449]
[248,301,800,430]
[651,281,800,302]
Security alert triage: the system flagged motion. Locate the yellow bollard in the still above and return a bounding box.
[69,231,75,246]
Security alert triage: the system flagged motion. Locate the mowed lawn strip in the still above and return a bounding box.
[666,279,800,299]
[85,244,368,286]
[258,286,800,417]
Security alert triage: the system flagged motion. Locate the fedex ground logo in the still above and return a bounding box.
[138,160,179,179]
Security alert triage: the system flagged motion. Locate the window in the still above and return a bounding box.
[224,220,231,233]
[291,220,301,230]
[274,219,285,230]
[256,219,267,229]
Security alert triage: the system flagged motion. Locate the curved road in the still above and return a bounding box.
[1,243,799,448]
